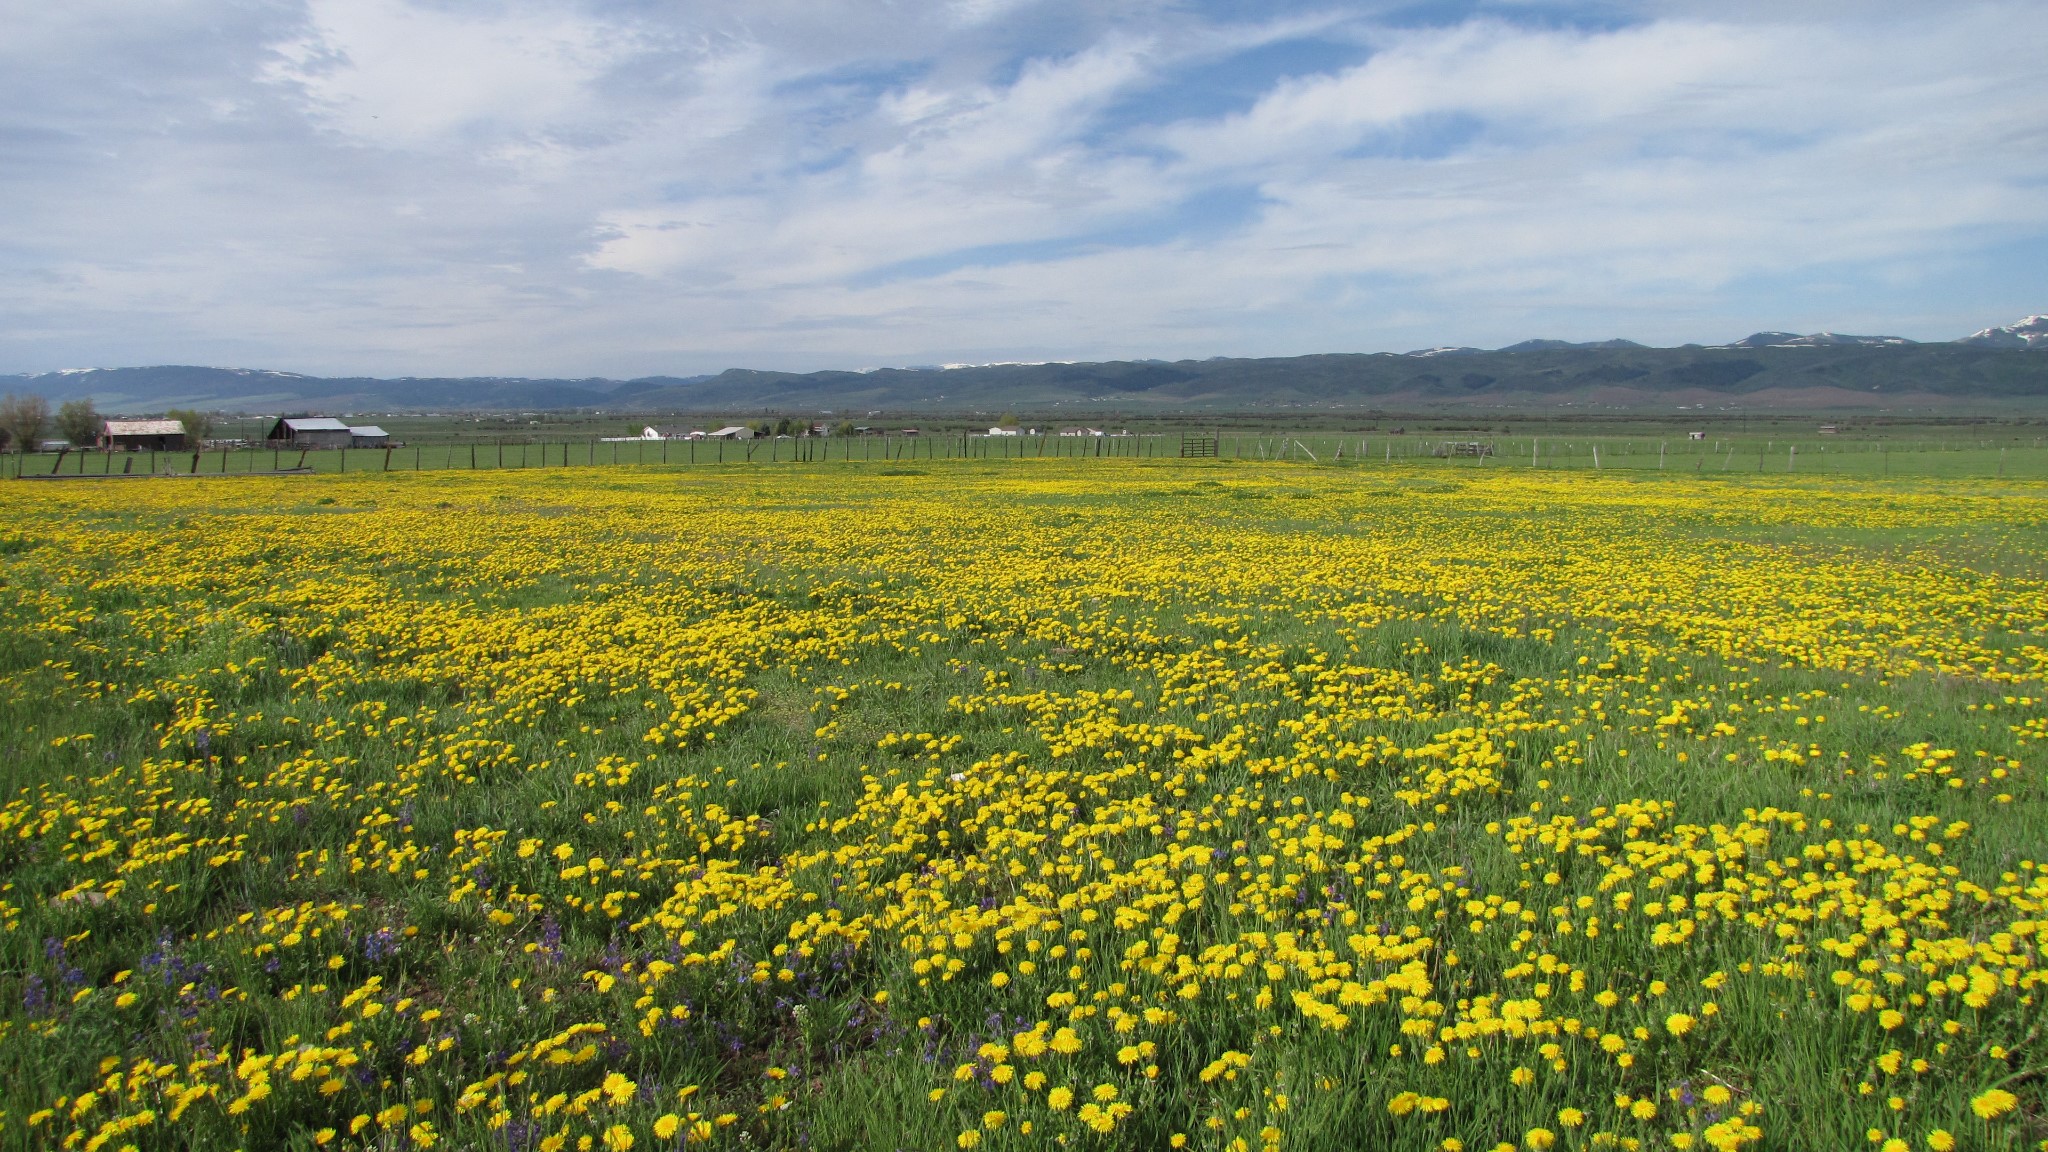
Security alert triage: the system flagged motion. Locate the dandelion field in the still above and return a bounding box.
[0,460,2042,1152]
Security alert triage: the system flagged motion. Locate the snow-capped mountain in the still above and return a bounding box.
[1726,331,1916,349]
[1957,315,2048,349]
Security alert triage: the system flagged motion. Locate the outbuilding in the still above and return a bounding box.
[348,426,391,448]
[266,417,353,449]
[706,426,754,440]
[100,419,186,451]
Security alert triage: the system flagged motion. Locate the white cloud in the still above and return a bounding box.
[1,0,2044,376]
[587,38,1163,282]
[264,0,626,149]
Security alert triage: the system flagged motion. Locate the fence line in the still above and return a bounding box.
[6,433,2045,480]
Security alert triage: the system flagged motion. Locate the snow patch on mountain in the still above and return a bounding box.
[1726,331,1915,349]
[1957,315,2048,349]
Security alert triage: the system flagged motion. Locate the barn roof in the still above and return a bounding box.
[280,417,351,432]
[348,425,389,437]
[103,419,185,436]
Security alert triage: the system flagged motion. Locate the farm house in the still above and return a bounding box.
[99,419,186,451]
[266,417,354,449]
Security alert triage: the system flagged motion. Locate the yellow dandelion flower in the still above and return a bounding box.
[1971,1088,2018,1119]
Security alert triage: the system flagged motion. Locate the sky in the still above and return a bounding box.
[2,0,2045,378]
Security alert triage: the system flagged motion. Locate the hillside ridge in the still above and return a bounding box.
[8,317,2043,412]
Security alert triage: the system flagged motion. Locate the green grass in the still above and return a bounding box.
[0,460,2040,1152]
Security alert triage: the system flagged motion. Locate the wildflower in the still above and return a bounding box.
[1048,1087,1073,1110]
[603,1072,637,1106]
[1971,1088,2018,1119]
[1665,1013,1696,1037]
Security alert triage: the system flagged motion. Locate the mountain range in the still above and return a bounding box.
[6,316,2045,413]
[1956,315,2048,350]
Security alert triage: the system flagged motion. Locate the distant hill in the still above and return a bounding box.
[1957,315,2048,349]
[0,367,691,412]
[6,316,2042,413]
[621,343,2048,412]
[1494,339,1649,353]
[1722,332,1916,349]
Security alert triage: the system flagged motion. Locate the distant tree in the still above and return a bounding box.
[996,412,1018,428]
[164,408,214,449]
[832,421,856,438]
[774,417,794,437]
[0,393,50,453]
[57,398,100,447]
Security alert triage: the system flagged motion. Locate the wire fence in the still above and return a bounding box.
[9,431,2048,480]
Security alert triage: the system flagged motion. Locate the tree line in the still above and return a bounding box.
[0,396,216,452]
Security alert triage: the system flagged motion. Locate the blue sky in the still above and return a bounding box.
[1,0,2043,377]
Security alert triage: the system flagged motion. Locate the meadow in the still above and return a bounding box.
[15,416,2048,483]
[0,459,2041,1152]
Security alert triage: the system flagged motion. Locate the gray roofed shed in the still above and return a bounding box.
[267,417,354,449]
[101,419,187,451]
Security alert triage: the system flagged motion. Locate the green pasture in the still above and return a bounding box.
[11,427,2048,481]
